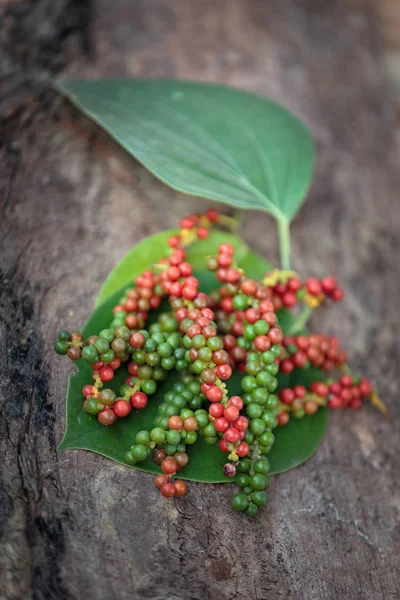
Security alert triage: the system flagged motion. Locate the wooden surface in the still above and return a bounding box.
[1,1,400,599]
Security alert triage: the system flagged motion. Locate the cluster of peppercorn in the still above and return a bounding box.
[55,209,379,515]
[268,274,344,310]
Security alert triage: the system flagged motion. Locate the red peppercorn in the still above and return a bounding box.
[174,480,187,497]
[98,408,116,426]
[216,364,232,380]
[219,439,229,452]
[321,276,337,294]
[214,417,230,432]
[359,378,372,397]
[131,391,148,409]
[329,382,342,395]
[183,417,198,432]
[293,385,306,398]
[197,227,209,239]
[161,457,178,475]
[254,335,271,352]
[206,209,219,222]
[233,416,248,431]
[306,277,322,296]
[209,403,224,418]
[224,428,240,443]
[182,285,197,300]
[203,385,223,402]
[113,400,132,418]
[224,405,239,422]
[280,388,295,405]
[99,367,114,382]
[328,396,342,410]
[340,375,353,387]
[168,416,183,430]
[277,411,290,426]
[310,382,328,397]
[82,385,94,398]
[229,396,244,410]
[331,288,344,301]
[269,327,283,344]
[236,441,250,457]
[109,357,121,370]
[129,332,146,348]
[280,359,294,374]
[160,483,176,497]
[153,449,167,465]
[154,474,168,488]
[292,351,307,368]
[244,307,259,324]
[282,291,297,308]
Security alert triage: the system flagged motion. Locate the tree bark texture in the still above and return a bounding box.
[1,1,399,599]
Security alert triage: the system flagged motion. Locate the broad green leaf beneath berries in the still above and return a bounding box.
[96,229,272,305]
[59,269,327,482]
[57,79,315,224]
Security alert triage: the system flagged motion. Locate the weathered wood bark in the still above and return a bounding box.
[1,1,399,599]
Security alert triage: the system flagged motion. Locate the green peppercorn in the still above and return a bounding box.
[244,324,256,340]
[150,427,166,444]
[207,336,223,351]
[115,326,130,340]
[250,473,269,491]
[185,431,197,444]
[138,365,152,379]
[142,379,157,395]
[237,458,251,473]
[146,352,160,367]
[98,389,116,406]
[131,445,148,461]
[237,474,250,488]
[254,458,270,474]
[246,403,263,419]
[164,443,178,456]
[58,330,70,343]
[111,337,126,353]
[242,376,258,392]
[167,430,181,445]
[124,451,136,465]
[194,410,208,428]
[167,333,182,349]
[81,345,99,364]
[252,387,269,404]
[259,431,274,447]
[244,503,259,516]
[254,320,270,335]
[99,328,114,342]
[250,418,266,436]
[133,349,146,365]
[136,430,151,446]
[232,294,248,311]
[83,397,102,415]
[204,436,218,445]
[252,491,268,507]
[101,349,115,364]
[198,347,213,362]
[54,341,68,355]
[232,493,249,512]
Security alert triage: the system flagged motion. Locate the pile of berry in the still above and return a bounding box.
[55,210,380,516]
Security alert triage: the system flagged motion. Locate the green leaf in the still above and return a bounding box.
[97,229,270,305]
[59,237,327,481]
[57,79,315,223]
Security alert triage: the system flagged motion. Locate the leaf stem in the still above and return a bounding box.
[277,219,291,270]
[287,304,313,336]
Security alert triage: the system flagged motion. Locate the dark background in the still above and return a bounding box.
[1,1,399,599]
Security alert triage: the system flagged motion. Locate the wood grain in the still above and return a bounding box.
[1,1,399,599]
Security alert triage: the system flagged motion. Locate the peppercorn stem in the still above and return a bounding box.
[277,218,291,270]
